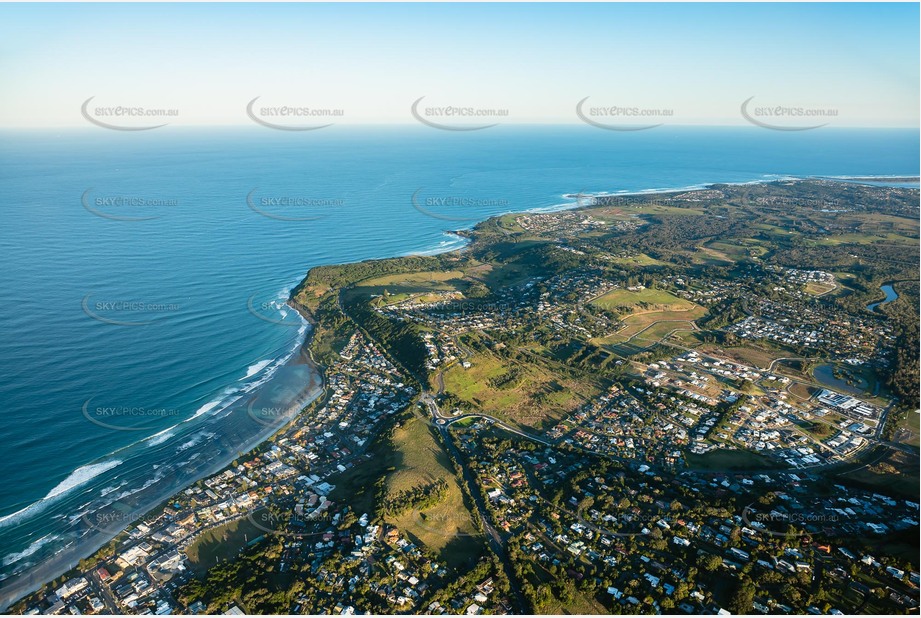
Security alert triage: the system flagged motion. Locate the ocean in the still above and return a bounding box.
[0,125,917,602]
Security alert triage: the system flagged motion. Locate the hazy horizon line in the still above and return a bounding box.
[3,122,919,130]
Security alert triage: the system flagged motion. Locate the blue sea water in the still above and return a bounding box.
[0,125,917,598]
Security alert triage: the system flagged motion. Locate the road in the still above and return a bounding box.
[88,566,120,614]
[334,293,529,612]
[435,411,552,447]
[421,396,529,614]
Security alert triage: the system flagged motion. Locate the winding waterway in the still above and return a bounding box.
[867,283,899,313]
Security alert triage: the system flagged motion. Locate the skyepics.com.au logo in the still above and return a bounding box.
[432,300,517,316]
[557,190,597,211]
[81,294,181,326]
[741,503,841,538]
[246,294,304,328]
[576,97,673,131]
[417,301,532,326]
[81,97,178,131]
[82,507,148,536]
[411,96,508,131]
[246,400,301,428]
[552,503,687,539]
[740,97,837,131]
[738,184,845,212]
[410,502,686,540]
[83,397,181,432]
[82,188,178,221]
[246,189,345,221]
[246,97,344,131]
[408,510,482,538]
[247,507,334,538]
[411,189,510,222]
[589,194,671,208]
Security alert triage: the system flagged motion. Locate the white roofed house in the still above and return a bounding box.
[116,545,150,568]
[55,577,89,600]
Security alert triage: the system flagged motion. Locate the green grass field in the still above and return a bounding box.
[495,213,527,233]
[185,516,267,574]
[541,588,608,615]
[693,245,735,265]
[835,446,920,499]
[703,344,787,370]
[599,306,707,343]
[628,320,698,343]
[442,350,598,429]
[327,407,484,570]
[375,291,457,308]
[606,253,668,267]
[899,410,920,447]
[443,353,508,399]
[384,411,484,569]
[590,287,698,312]
[704,239,768,261]
[625,203,706,216]
[804,281,837,296]
[479,261,543,290]
[685,448,783,471]
[813,232,918,246]
[357,270,467,287]
[605,341,652,357]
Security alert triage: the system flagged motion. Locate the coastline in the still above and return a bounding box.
[3,172,915,611]
[0,304,323,612]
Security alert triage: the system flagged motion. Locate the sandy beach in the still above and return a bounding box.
[0,303,324,611]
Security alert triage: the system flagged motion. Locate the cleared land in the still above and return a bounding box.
[590,287,698,312]
[685,448,784,471]
[804,281,837,296]
[185,516,267,574]
[327,410,484,570]
[897,410,920,447]
[631,320,698,343]
[591,292,707,349]
[606,253,668,267]
[701,344,790,370]
[835,447,920,499]
[357,270,466,287]
[705,239,768,261]
[384,411,483,568]
[622,203,706,216]
[693,245,735,265]
[616,308,706,338]
[442,349,600,430]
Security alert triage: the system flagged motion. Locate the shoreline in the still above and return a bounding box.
[814,174,920,183]
[3,172,916,611]
[0,306,323,612]
[440,172,917,232]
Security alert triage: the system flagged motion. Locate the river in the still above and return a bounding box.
[867,283,899,313]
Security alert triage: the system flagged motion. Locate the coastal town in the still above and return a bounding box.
[9,179,919,615]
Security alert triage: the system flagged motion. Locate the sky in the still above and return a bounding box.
[0,2,918,128]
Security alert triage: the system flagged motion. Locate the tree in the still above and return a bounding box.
[466,282,490,298]
[699,553,722,572]
[728,577,755,614]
